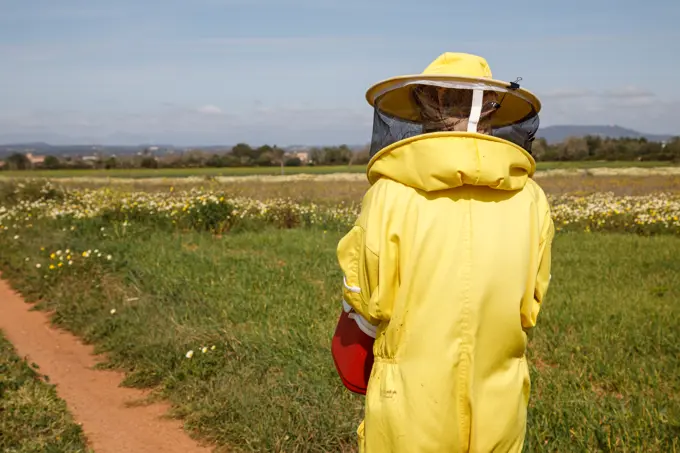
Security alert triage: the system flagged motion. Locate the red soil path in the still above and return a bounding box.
[0,277,215,453]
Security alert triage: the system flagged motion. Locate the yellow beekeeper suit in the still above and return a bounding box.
[337,53,555,452]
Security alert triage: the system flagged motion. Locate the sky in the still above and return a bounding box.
[1,0,679,146]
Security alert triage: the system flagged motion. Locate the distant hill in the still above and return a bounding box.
[538,125,674,144]
[1,126,676,157]
[0,143,149,158]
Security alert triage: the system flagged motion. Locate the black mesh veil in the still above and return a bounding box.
[369,80,540,157]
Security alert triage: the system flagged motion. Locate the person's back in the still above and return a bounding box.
[336,53,554,452]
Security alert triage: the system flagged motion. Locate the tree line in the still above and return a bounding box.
[1,136,679,171]
[531,136,680,162]
[0,144,371,171]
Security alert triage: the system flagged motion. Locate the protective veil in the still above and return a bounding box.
[337,53,554,452]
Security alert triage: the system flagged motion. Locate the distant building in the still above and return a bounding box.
[25,153,46,165]
[141,146,160,156]
[294,152,309,163]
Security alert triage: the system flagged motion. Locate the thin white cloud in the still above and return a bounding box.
[3,99,677,145]
[540,86,657,101]
[540,90,677,135]
[605,96,658,108]
[539,88,594,100]
[0,104,373,146]
[196,105,224,115]
[601,86,655,99]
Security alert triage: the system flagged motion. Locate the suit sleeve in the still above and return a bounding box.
[337,224,380,336]
[521,203,555,330]
[337,187,395,337]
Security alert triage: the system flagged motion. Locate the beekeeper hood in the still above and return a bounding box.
[365,52,542,191]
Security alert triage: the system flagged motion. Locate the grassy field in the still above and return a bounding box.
[0,331,91,453]
[0,181,679,452]
[0,160,677,179]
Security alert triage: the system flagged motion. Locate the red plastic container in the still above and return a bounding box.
[331,307,375,395]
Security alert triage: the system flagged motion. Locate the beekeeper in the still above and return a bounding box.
[337,52,555,452]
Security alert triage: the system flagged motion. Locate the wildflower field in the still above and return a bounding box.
[0,158,676,180]
[0,177,679,452]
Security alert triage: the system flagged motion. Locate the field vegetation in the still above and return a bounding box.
[0,332,91,453]
[0,159,679,179]
[0,176,678,452]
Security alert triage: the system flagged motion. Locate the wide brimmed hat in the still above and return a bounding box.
[365,52,542,128]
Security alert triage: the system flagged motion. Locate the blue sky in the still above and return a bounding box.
[1,0,679,145]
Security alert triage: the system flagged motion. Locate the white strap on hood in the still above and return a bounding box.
[467,89,484,133]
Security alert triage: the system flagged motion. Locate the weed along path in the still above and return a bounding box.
[0,277,214,453]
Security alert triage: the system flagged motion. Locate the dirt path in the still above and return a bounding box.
[0,277,214,453]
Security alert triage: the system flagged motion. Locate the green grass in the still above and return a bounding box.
[0,215,678,452]
[0,331,91,453]
[525,233,680,452]
[0,160,677,179]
